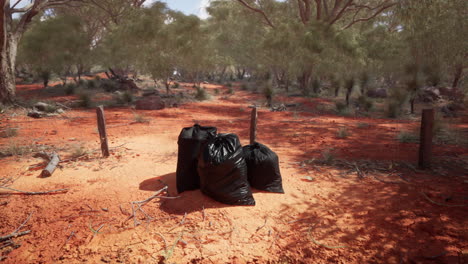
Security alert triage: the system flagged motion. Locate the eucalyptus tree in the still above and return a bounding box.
[231,0,399,93]
[397,0,467,90]
[0,0,84,104]
[17,15,91,85]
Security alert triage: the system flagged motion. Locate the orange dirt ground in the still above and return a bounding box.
[1,82,467,263]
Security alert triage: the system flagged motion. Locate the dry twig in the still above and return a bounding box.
[421,192,467,207]
[0,186,68,195]
[0,231,31,242]
[125,186,179,227]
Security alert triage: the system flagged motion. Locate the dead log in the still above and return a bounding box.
[40,152,60,177]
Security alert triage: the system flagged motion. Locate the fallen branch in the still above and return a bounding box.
[0,201,8,206]
[125,186,179,227]
[0,230,31,242]
[256,217,268,232]
[421,192,467,207]
[423,251,448,259]
[0,186,68,195]
[372,174,401,184]
[13,212,33,234]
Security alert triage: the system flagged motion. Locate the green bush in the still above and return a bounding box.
[228,86,235,94]
[335,101,350,115]
[172,82,180,88]
[336,127,349,138]
[64,83,77,95]
[101,79,120,92]
[321,148,335,164]
[357,95,374,112]
[356,122,370,128]
[1,127,18,138]
[87,79,99,89]
[115,91,134,104]
[386,101,402,118]
[263,83,274,105]
[397,130,419,143]
[240,83,249,91]
[195,86,210,101]
[78,93,93,108]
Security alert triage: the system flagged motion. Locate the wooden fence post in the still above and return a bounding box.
[96,106,110,157]
[250,107,258,145]
[418,109,434,169]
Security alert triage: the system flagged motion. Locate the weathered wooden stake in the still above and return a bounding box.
[250,107,258,144]
[418,109,434,169]
[96,106,110,157]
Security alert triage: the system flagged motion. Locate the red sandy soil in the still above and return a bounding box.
[1,82,467,263]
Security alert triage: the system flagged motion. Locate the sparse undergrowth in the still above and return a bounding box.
[336,127,350,138]
[195,86,210,101]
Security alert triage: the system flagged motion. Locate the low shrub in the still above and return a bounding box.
[195,86,210,101]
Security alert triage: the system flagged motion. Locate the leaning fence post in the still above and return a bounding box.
[96,106,110,157]
[250,107,258,144]
[418,109,434,169]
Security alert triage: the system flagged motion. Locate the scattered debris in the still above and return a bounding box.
[0,186,68,195]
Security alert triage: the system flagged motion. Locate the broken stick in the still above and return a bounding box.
[0,230,31,242]
[41,152,60,177]
[0,186,68,195]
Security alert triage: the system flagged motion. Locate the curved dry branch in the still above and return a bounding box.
[235,0,275,28]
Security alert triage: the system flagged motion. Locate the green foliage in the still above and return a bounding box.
[0,142,40,157]
[356,123,370,128]
[357,96,374,112]
[397,131,419,143]
[172,82,180,88]
[321,148,335,164]
[70,144,88,159]
[195,86,210,101]
[228,86,235,94]
[335,101,350,116]
[263,83,274,105]
[115,91,134,104]
[78,93,93,108]
[386,88,408,118]
[18,15,92,81]
[336,127,350,138]
[65,83,77,95]
[86,79,99,89]
[1,127,19,138]
[132,112,149,123]
[101,79,120,92]
[240,83,249,91]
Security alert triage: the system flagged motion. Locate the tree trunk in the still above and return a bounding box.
[298,70,311,95]
[410,97,415,114]
[165,79,170,94]
[451,64,463,89]
[0,20,19,104]
[334,86,340,97]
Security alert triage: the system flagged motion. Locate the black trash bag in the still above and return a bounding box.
[243,142,284,193]
[198,133,255,205]
[176,124,217,193]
